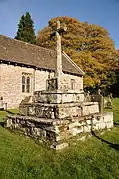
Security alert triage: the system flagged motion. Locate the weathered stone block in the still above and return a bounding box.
[68,121,81,129]
[26,121,35,127]
[86,119,91,125]
[5,118,12,128]
[77,135,86,141]
[14,123,20,128]
[31,128,46,137]
[4,111,113,149]
[98,122,106,129]
[106,122,113,129]
[45,126,60,134]
[51,143,69,150]
[71,126,84,136]
[46,78,58,91]
[92,118,98,125]
[83,125,91,133]
[81,103,99,116]
[55,136,60,142]
[93,124,99,130]
[80,120,87,126]
[103,114,113,123]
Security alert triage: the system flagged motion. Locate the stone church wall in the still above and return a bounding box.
[0,64,83,109]
[35,70,54,91]
[0,64,34,108]
[61,73,83,91]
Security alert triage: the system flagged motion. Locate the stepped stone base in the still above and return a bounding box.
[34,90,84,104]
[19,102,99,119]
[5,112,113,149]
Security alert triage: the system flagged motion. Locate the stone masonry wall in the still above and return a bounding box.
[0,63,83,109]
[35,70,53,91]
[61,73,83,92]
[5,112,113,149]
[1,64,34,108]
[19,102,99,119]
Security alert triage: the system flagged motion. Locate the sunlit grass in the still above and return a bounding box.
[0,99,119,179]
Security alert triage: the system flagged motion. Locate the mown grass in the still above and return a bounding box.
[0,108,19,122]
[0,99,119,179]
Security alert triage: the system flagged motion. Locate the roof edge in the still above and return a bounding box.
[62,51,85,75]
[0,58,80,76]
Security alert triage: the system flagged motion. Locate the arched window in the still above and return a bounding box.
[22,73,31,93]
[26,76,30,93]
[22,75,25,92]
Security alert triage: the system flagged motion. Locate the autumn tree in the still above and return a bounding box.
[15,12,36,44]
[37,16,117,92]
[116,50,119,58]
[109,50,119,96]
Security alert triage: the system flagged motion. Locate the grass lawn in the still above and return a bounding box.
[0,100,119,179]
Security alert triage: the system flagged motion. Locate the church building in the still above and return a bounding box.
[0,35,84,109]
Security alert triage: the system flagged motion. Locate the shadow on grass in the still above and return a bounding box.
[114,122,119,126]
[4,110,20,115]
[0,110,20,128]
[0,121,4,127]
[5,110,15,115]
[91,131,119,151]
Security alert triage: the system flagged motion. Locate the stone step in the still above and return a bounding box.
[6,115,69,125]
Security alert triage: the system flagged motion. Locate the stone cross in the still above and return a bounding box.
[55,21,67,78]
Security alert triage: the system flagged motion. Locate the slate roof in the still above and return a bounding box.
[0,35,84,76]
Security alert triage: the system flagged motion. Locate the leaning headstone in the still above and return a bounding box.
[98,95,104,114]
[98,88,101,95]
[0,97,4,110]
[104,96,112,108]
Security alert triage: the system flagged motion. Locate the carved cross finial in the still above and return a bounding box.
[51,21,67,37]
[56,20,67,34]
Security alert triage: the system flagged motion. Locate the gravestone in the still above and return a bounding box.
[0,97,4,110]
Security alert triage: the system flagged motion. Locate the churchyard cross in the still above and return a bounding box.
[51,20,67,78]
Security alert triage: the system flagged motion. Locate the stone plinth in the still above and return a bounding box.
[19,102,99,119]
[5,112,113,149]
[5,73,113,150]
[34,90,84,104]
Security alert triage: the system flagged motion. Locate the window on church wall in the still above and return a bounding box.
[26,76,30,93]
[71,79,75,90]
[22,73,31,93]
[22,76,25,93]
